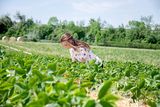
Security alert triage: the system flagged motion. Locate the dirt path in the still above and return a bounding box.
[88,90,148,107]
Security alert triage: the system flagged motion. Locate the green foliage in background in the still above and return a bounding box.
[1,13,160,49]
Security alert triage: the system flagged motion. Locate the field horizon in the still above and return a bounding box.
[0,40,160,67]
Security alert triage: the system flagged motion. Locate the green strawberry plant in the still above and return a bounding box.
[0,47,160,107]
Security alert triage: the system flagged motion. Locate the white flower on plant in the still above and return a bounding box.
[6,69,15,77]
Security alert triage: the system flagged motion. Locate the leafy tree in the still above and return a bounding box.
[147,35,157,44]
[15,12,26,23]
[141,15,153,28]
[5,26,17,37]
[0,15,13,34]
[36,24,53,39]
[48,16,58,26]
[116,25,126,40]
[141,16,153,42]
[107,27,116,41]
[126,21,146,42]
[88,19,101,44]
[100,29,108,45]
[5,12,36,37]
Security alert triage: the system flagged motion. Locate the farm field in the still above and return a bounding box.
[1,0,160,106]
[0,41,160,107]
[0,41,160,67]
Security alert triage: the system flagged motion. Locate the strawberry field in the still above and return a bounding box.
[0,46,160,107]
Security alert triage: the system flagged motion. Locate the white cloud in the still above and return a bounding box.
[71,0,132,13]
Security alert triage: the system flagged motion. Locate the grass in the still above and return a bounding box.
[0,40,160,67]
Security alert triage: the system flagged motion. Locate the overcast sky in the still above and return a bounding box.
[0,0,160,27]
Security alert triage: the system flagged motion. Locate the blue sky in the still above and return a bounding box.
[0,0,160,27]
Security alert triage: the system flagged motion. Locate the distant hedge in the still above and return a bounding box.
[97,41,160,49]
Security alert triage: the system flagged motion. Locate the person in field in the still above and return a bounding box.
[60,33,102,66]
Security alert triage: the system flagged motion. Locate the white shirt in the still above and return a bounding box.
[69,47,102,65]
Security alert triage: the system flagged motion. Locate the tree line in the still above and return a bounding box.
[0,12,160,49]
